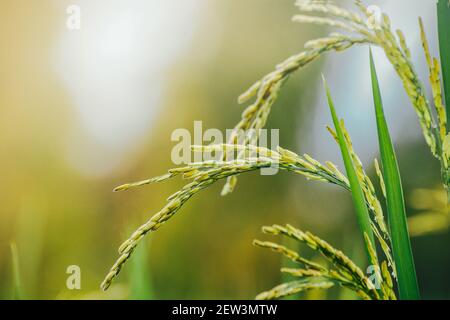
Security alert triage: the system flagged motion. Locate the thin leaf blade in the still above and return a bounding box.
[10,242,23,300]
[323,77,376,256]
[128,234,153,300]
[370,51,420,300]
[437,0,450,130]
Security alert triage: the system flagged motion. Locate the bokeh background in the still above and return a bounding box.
[0,0,448,299]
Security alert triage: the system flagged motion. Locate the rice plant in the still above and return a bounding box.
[254,66,400,300]
[101,144,354,290]
[225,0,449,202]
[253,224,395,300]
[102,1,448,299]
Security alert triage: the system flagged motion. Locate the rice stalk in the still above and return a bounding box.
[221,32,374,195]
[374,159,386,198]
[102,111,399,291]
[255,279,335,300]
[419,18,446,142]
[363,233,395,300]
[254,224,396,300]
[102,135,394,291]
[101,145,351,290]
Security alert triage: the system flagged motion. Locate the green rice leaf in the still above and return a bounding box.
[128,237,153,300]
[369,50,420,300]
[437,0,450,130]
[10,243,23,300]
[322,76,376,257]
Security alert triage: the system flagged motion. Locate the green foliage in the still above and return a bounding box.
[437,0,450,129]
[323,78,376,256]
[10,243,23,300]
[128,239,153,300]
[102,1,446,300]
[370,51,420,299]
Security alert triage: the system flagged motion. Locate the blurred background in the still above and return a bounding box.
[0,0,448,300]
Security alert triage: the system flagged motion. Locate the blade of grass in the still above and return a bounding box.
[10,242,23,300]
[128,237,153,300]
[323,77,376,258]
[437,0,450,130]
[437,0,450,206]
[370,50,420,300]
